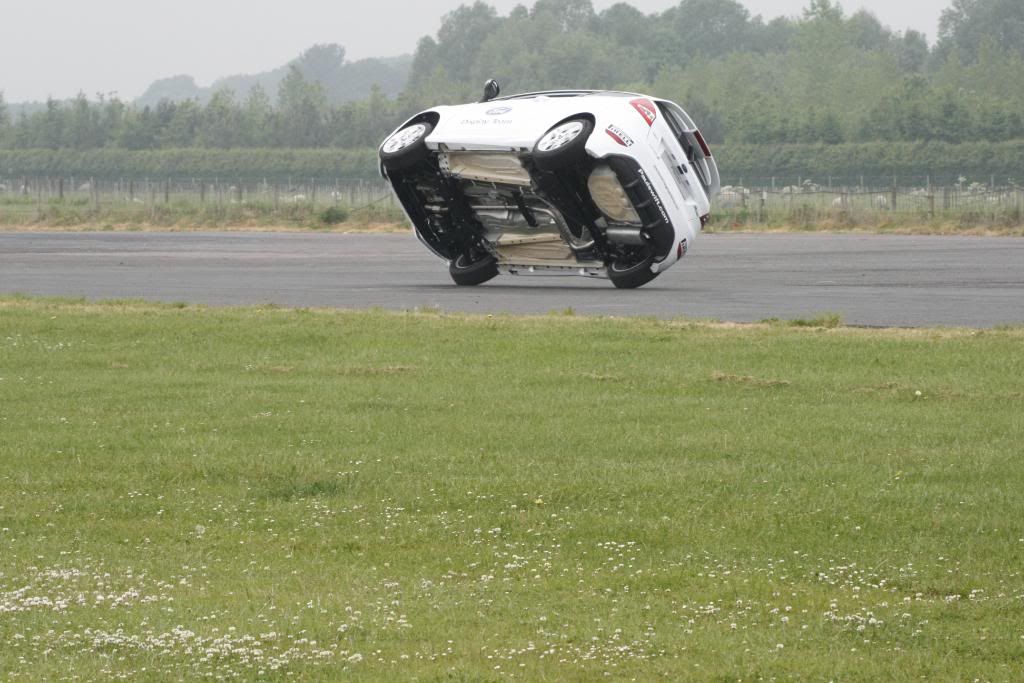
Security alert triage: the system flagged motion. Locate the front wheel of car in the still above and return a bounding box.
[532,118,594,172]
[449,252,499,286]
[608,256,659,289]
[380,122,434,171]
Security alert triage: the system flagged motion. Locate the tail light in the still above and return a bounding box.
[693,131,712,158]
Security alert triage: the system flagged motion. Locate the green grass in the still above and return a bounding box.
[0,197,405,230]
[1,298,1023,680]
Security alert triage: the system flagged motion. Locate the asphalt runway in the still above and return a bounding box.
[1,231,1022,327]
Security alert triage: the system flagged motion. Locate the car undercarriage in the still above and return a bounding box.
[386,143,676,288]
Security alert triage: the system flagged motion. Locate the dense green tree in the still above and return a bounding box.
[0,92,10,129]
[847,10,891,51]
[63,93,103,148]
[157,99,201,148]
[118,106,157,150]
[296,44,346,84]
[2,0,1024,156]
[937,0,1024,63]
[531,0,598,33]
[660,0,754,60]
[198,90,241,148]
[416,1,502,84]
[896,30,930,73]
[240,86,275,147]
[276,67,328,147]
[749,16,797,54]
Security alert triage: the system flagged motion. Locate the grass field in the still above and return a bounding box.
[0,196,406,232]
[1,298,1023,680]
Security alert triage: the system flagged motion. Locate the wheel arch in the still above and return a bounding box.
[379,110,443,178]
[542,112,596,142]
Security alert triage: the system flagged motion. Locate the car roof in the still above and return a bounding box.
[492,90,642,101]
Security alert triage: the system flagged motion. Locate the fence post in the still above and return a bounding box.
[58,177,64,201]
[164,179,170,204]
[928,191,935,220]
[891,183,898,212]
[759,191,766,224]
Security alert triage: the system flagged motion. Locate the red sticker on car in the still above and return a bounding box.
[630,98,657,127]
[605,124,634,147]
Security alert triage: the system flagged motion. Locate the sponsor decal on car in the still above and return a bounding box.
[677,239,689,259]
[630,98,658,127]
[636,168,671,225]
[605,124,634,147]
[486,106,513,116]
[459,118,513,126]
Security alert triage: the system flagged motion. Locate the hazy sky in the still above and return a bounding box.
[0,0,948,103]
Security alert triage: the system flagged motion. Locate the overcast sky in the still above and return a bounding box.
[0,0,948,103]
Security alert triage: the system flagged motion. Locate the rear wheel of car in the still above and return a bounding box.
[532,118,594,171]
[609,255,659,289]
[380,122,433,171]
[449,252,499,286]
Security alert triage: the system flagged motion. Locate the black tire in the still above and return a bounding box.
[608,256,659,289]
[380,122,434,172]
[449,252,499,286]
[532,118,594,172]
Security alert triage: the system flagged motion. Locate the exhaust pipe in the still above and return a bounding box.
[605,226,646,245]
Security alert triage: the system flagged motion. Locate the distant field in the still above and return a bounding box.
[1,298,1023,680]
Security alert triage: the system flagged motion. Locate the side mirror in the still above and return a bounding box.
[480,79,500,103]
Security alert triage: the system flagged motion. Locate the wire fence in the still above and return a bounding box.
[0,177,400,211]
[1,175,1022,225]
[715,179,1024,223]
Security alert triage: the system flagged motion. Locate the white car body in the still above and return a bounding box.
[379,89,720,288]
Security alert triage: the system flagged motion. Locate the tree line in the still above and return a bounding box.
[1,0,1022,154]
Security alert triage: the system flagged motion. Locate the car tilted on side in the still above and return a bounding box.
[379,83,720,288]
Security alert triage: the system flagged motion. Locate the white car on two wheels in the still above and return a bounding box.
[379,85,720,288]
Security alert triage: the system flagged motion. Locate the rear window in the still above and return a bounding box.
[656,102,712,192]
